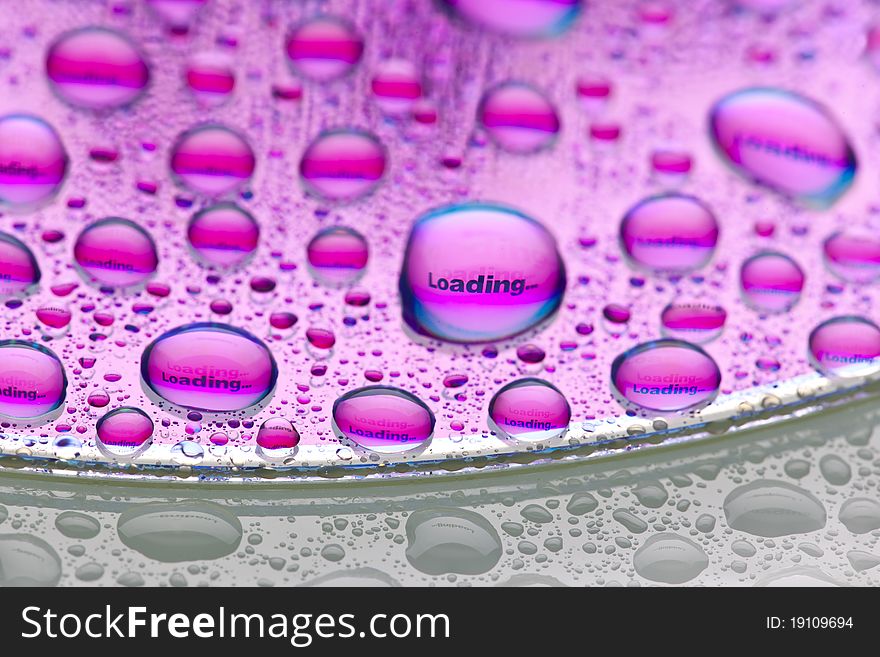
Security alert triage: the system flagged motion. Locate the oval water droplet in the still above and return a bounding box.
[808,316,880,379]
[96,407,154,458]
[478,82,560,154]
[256,417,300,461]
[619,194,719,273]
[332,385,435,454]
[822,230,880,284]
[0,114,68,209]
[141,323,277,411]
[117,501,242,562]
[306,226,368,286]
[438,0,583,38]
[633,533,708,584]
[405,508,502,575]
[488,377,570,442]
[299,129,386,202]
[724,480,826,537]
[170,124,255,196]
[660,301,726,343]
[0,341,66,418]
[185,51,235,106]
[838,497,880,534]
[55,511,101,539]
[709,87,856,207]
[610,339,721,412]
[371,59,422,116]
[46,27,150,110]
[399,202,566,343]
[187,203,259,268]
[285,15,363,82]
[0,231,41,297]
[74,218,158,287]
[0,534,62,587]
[740,251,805,313]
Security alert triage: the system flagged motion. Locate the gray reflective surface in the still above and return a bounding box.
[1,396,879,587]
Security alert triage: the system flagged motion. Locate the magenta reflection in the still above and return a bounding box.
[170,124,255,196]
[187,203,260,268]
[74,217,158,288]
[306,226,369,286]
[808,316,880,379]
[740,251,805,313]
[0,114,68,209]
[0,231,41,297]
[0,341,67,418]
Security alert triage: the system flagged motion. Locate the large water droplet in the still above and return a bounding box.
[822,230,880,284]
[488,377,570,442]
[0,341,66,418]
[306,226,369,286]
[96,407,154,458]
[117,501,242,562]
[399,202,566,343]
[0,114,68,208]
[838,497,880,534]
[808,316,880,379]
[371,59,422,116]
[285,15,363,82]
[332,385,435,454]
[709,87,856,207]
[0,231,40,297]
[299,129,386,202]
[610,339,721,412]
[723,480,826,537]
[660,301,726,343]
[256,417,300,461]
[478,82,560,154]
[405,508,502,575]
[141,323,277,411]
[619,194,719,273]
[46,27,150,110]
[170,124,255,196]
[633,533,708,584]
[74,218,158,288]
[438,0,583,38]
[740,251,805,313]
[55,511,101,539]
[185,51,235,107]
[187,203,259,268]
[0,534,62,586]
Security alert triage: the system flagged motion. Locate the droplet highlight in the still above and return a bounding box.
[332,386,435,454]
[488,378,571,442]
[74,218,158,288]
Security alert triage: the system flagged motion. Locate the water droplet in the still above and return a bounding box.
[285,15,363,82]
[332,385,435,453]
[96,407,154,458]
[438,0,583,38]
[321,543,346,562]
[619,194,719,273]
[838,497,880,534]
[0,114,68,208]
[724,480,826,537]
[566,492,598,515]
[170,439,205,464]
[306,226,369,286]
[740,251,805,313]
[74,218,158,287]
[299,129,386,202]
[808,316,880,379]
[400,202,565,342]
[610,339,721,412]
[405,508,501,575]
[0,231,41,297]
[633,533,708,584]
[0,341,66,418]
[0,534,61,586]
[256,417,300,460]
[187,203,259,268]
[117,501,242,562]
[170,124,255,197]
[822,230,880,284]
[185,51,235,106]
[660,302,726,343]
[478,82,560,153]
[371,59,421,116]
[141,323,277,411]
[46,27,149,110]
[146,0,208,33]
[709,87,856,207]
[488,378,570,442]
[55,511,100,539]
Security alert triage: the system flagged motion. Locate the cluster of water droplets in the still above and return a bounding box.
[0,0,878,471]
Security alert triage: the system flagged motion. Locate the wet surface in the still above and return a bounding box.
[1,395,878,586]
